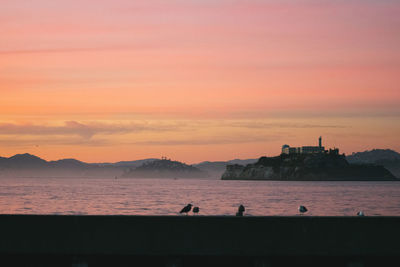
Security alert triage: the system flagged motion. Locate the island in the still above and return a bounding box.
[222,137,397,181]
[122,158,207,178]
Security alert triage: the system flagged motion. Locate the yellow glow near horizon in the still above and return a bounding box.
[1,0,399,162]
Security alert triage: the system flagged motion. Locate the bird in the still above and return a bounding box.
[299,205,308,214]
[193,206,199,215]
[236,205,245,216]
[180,204,192,215]
[357,211,365,216]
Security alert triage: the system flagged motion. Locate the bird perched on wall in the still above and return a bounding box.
[357,211,365,216]
[193,206,199,215]
[236,205,245,216]
[299,205,308,214]
[180,204,192,215]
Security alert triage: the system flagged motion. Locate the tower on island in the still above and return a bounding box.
[281,136,337,155]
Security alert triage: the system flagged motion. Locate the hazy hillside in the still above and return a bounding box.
[194,159,258,178]
[97,159,158,167]
[0,154,156,178]
[347,149,400,163]
[0,153,256,179]
[122,159,207,178]
[346,149,400,178]
[0,154,207,178]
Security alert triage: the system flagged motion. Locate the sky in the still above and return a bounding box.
[1,0,399,163]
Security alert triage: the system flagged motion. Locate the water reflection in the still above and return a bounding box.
[0,177,399,216]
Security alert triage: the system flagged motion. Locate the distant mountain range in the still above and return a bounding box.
[346,149,400,178]
[0,153,255,178]
[0,154,157,178]
[0,149,398,178]
[0,153,158,170]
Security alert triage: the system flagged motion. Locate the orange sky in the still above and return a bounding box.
[1,0,399,163]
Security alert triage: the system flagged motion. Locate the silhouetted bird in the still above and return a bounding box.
[357,211,365,216]
[180,204,192,215]
[239,204,245,213]
[236,205,245,216]
[299,205,308,214]
[193,206,199,215]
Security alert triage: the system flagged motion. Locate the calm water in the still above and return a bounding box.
[0,177,399,216]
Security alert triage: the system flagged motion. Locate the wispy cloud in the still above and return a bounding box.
[225,121,347,129]
[0,121,179,139]
[134,134,282,146]
[0,137,111,147]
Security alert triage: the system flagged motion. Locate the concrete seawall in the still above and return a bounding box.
[0,215,399,266]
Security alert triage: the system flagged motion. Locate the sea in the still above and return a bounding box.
[0,177,399,216]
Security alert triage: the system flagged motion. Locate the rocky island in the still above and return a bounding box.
[122,158,207,178]
[222,138,398,181]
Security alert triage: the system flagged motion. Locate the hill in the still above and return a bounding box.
[122,159,207,178]
[194,158,258,178]
[97,159,158,168]
[347,149,400,178]
[347,149,400,163]
[0,154,156,178]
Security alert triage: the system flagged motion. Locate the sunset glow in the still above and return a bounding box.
[1,0,399,163]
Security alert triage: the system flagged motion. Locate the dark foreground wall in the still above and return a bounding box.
[0,215,399,267]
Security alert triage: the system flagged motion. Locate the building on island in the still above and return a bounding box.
[281,137,339,155]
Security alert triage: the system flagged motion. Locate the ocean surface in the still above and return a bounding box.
[0,177,399,216]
